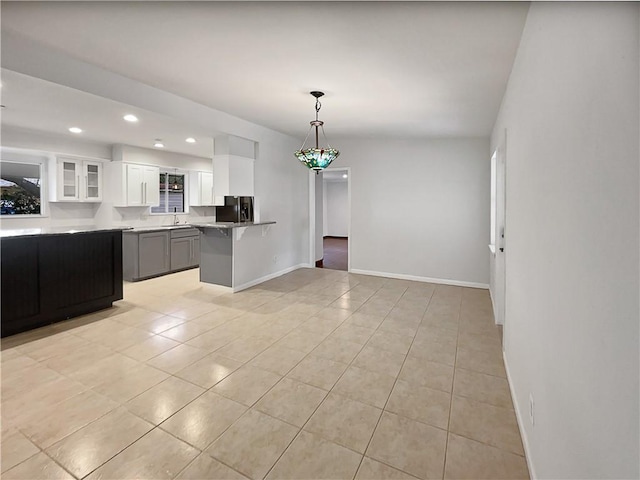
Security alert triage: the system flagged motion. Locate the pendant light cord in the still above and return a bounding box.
[297,92,336,151]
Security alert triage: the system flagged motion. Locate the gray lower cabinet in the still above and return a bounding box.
[170,228,200,271]
[123,228,200,281]
[139,231,171,278]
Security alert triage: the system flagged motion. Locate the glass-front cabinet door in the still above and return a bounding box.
[84,161,102,201]
[60,160,80,200]
[52,157,103,202]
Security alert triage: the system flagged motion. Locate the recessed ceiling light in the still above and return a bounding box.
[185,137,196,144]
[154,139,165,148]
[342,174,348,179]
[68,127,83,134]
[123,114,138,122]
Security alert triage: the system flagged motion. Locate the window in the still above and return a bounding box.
[151,171,186,214]
[1,161,43,216]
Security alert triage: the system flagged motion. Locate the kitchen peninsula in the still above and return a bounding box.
[190,221,276,292]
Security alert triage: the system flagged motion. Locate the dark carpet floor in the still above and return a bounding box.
[321,237,348,271]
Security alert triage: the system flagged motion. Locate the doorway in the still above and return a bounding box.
[321,169,349,270]
[309,167,350,272]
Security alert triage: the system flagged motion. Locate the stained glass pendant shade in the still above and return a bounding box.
[294,91,340,173]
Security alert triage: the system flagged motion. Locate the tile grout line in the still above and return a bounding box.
[260,280,393,480]
[72,292,328,479]
[8,298,284,478]
[441,288,464,480]
[138,279,422,479]
[349,284,434,480]
[155,275,373,478]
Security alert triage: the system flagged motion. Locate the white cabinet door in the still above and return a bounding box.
[83,161,102,202]
[200,172,214,206]
[189,171,216,206]
[58,159,80,201]
[213,155,254,197]
[143,166,160,206]
[126,164,145,206]
[123,163,159,206]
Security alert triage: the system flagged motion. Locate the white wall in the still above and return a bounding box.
[252,135,311,273]
[324,180,348,237]
[328,137,490,287]
[491,3,639,478]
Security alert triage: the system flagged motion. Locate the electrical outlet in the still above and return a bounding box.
[529,393,535,426]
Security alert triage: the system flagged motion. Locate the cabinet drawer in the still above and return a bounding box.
[171,228,199,239]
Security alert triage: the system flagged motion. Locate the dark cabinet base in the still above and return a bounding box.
[1,231,123,338]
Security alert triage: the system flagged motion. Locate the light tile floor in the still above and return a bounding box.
[1,268,530,480]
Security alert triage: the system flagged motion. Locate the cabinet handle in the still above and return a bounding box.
[77,175,80,198]
[190,239,193,259]
[144,182,147,204]
[141,183,144,205]
[85,175,88,198]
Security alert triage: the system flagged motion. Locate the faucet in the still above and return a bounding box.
[173,207,181,225]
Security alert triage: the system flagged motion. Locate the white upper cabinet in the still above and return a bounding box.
[212,135,255,198]
[109,144,161,207]
[123,163,160,206]
[189,171,221,206]
[49,156,103,202]
[213,155,254,197]
[106,161,160,207]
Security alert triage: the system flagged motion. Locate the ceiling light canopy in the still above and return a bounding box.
[68,127,82,133]
[185,137,196,144]
[154,139,164,148]
[294,91,339,174]
[123,114,138,122]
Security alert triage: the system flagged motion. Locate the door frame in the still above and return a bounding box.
[491,129,507,332]
[308,167,351,271]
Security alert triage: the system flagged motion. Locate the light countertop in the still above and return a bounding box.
[190,221,276,229]
[125,225,197,233]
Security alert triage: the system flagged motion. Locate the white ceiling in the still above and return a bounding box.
[1,70,216,158]
[0,2,530,142]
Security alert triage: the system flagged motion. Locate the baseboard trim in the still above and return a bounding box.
[323,236,348,239]
[503,351,536,480]
[348,268,489,289]
[232,263,309,293]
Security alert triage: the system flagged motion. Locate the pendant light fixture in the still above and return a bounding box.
[294,91,340,173]
[170,168,181,191]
